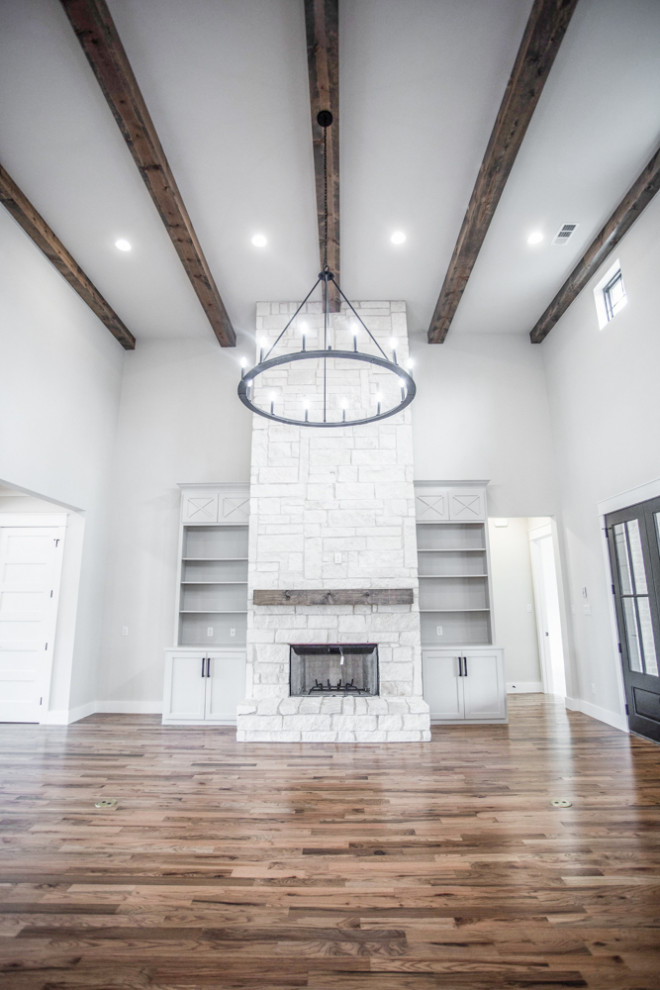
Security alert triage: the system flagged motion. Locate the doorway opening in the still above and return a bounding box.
[488,517,568,699]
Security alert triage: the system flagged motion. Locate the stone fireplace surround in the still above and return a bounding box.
[235,300,431,743]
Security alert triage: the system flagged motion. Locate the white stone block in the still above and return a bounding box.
[255,698,284,715]
[298,697,324,715]
[278,697,301,715]
[332,715,377,732]
[378,714,403,731]
[236,703,257,716]
[407,697,431,714]
[237,715,283,731]
[300,731,340,742]
[403,714,431,731]
[354,730,389,743]
[288,714,332,731]
[365,697,389,714]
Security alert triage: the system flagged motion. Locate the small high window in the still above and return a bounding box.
[594,259,627,329]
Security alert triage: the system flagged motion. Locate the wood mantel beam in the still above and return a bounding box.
[59,0,235,347]
[0,163,135,349]
[427,0,579,343]
[530,146,660,342]
[304,0,340,307]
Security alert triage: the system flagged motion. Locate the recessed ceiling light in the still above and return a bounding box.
[527,230,544,246]
[251,233,268,248]
[390,231,407,245]
[114,238,132,252]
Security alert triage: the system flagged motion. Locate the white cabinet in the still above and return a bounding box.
[164,484,249,725]
[422,648,507,722]
[163,649,246,724]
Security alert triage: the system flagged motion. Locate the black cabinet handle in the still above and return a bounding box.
[457,656,463,677]
[206,656,211,678]
[463,656,469,677]
[201,657,205,678]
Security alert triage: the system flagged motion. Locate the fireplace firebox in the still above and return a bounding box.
[289,644,379,697]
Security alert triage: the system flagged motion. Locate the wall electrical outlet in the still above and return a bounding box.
[206,626,214,637]
[121,626,128,636]
[436,625,443,636]
[229,627,236,637]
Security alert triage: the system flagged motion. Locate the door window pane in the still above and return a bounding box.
[638,598,659,677]
[627,520,648,594]
[623,598,643,673]
[614,523,633,594]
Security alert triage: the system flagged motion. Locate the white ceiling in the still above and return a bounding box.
[1,0,659,356]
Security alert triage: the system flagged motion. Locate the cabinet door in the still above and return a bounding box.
[206,652,247,721]
[422,653,464,720]
[163,653,207,720]
[181,493,219,524]
[461,651,506,719]
[448,490,486,521]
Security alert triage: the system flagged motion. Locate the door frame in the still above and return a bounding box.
[604,495,660,741]
[598,477,660,732]
[0,514,67,722]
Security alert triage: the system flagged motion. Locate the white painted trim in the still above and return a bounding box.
[0,513,68,527]
[565,696,628,733]
[42,700,96,725]
[597,477,660,516]
[94,701,162,715]
[506,681,543,693]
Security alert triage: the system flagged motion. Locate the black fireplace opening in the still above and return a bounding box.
[289,643,379,697]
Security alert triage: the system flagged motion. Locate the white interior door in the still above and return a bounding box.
[530,530,566,698]
[0,526,64,722]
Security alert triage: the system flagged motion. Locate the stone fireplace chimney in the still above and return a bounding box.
[236,300,430,742]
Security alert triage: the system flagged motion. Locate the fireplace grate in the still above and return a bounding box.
[308,678,370,695]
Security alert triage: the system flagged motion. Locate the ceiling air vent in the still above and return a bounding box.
[552,222,579,246]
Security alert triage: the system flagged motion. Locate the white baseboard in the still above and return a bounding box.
[42,700,96,725]
[506,681,543,693]
[93,701,162,715]
[42,700,162,724]
[565,695,628,733]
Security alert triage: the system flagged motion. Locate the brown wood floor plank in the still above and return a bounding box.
[0,696,659,989]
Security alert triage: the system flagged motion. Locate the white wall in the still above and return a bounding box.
[488,518,542,690]
[97,338,252,707]
[0,209,124,716]
[541,191,660,729]
[410,332,559,517]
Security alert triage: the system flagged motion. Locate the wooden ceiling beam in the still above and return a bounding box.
[530,146,660,343]
[304,0,340,307]
[59,0,235,347]
[427,0,579,343]
[0,163,135,350]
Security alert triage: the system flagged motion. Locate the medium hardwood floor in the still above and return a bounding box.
[0,695,658,990]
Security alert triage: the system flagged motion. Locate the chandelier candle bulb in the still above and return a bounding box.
[390,339,398,364]
[300,322,307,351]
[240,356,248,378]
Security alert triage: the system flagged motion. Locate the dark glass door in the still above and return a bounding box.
[606,495,660,742]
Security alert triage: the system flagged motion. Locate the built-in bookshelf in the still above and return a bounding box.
[178,524,248,647]
[414,483,493,648]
